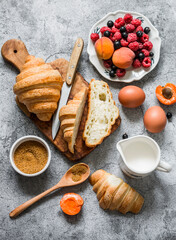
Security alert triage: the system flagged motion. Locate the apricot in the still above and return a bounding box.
[112,47,135,69]
[95,37,114,60]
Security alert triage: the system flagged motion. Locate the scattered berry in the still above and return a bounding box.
[103,59,112,68]
[136,26,144,32]
[136,31,143,37]
[122,32,128,39]
[141,49,150,57]
[114,40,121,50]
[143,41,153,51]
[128,41,139,51]
[140,33,149,43]
[120,26,126,32]
[138,52,145,61]
[104,30,111,37]
[124,13,133,24]
[111,65,117,71]
[111,26,119,34]
[116,68,126,77]
[100,26,111,34]
[142,57,152,68]
[144,27,150,34]
[90,33,99,42]
[109,70,116,78]
[131,18,141,27]
[120,38,129,47]
[115,18,125,28]
[107,20,114,28]
[122,133,128,139]
[149,52,154,57]
[126,24,135,33]
[166,112,172,119]
[127,33,137,43]
[132,58,141,68]
[113,32,122,41]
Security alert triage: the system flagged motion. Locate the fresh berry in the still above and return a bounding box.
[120,26,126,32]
[122,32,128,39]
[138,52,145,61]
[144,27,150,34]
[109,33,115,42]
[90,33,99,42]
[136,31,143,37]
[140,33,149,43]
[166,112,172,119]
[113,32,122,41]
[114,18,125,28]
[107,20,114,28]
[122,133,128,139]
[149,52,154,57]
[104,30,111,37]
[114,40,121,49]
[143,41,153,51]
[111,26,120,34]
[141,49,150,57]
[100,26,111,34]
[128,41,139,51]
[111,65,117,71]
[116,68,126,77]
[120,38,129,47]
[103,59,112,68]
[138,42,143,49]
[132,58,141,68]
[126,24,135,33]
[124,14,133,24]
[127,33,137,43]
[136,26,144,32]
[109,70,116,78]
[131,18,141,27]
[142,57,152,68]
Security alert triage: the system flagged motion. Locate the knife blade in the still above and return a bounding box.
[52,38,84,140]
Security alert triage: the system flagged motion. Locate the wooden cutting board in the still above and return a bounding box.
[1,39,121,161]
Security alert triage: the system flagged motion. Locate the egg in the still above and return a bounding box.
[144,106,167,133]
[118,86,145,108]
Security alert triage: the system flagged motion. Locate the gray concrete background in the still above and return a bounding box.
[0,0,176,239]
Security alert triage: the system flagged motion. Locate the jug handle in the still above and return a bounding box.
[156,161,172,172]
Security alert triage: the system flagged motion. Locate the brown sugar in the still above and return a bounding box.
[71,165,87,182]
[14,140,48,174]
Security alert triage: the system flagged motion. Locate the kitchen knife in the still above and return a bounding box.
[52,38,84,140]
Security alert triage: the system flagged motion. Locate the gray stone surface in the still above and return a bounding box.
[0,0,176,239]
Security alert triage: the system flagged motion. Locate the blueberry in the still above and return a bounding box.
[149,52,154,57]
[107,20,114,28]
[111,65,117,71]
[136,31,143,37]
[122,133,128,139]
[120,26,126,33]
[109,70,116,78]
[104,30,110,37]
[144,27,150,34]
[121,32,128,39]
[166,112,172,119]
[114,41,121,50]
[138,52,145,61]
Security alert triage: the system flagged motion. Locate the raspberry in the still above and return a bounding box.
[139,33,149,43]
[124,13,133,24]
[128,41,139,51]
[132,59,141,68]
[131,18,142,27]
[138,42,143,49]
[103,59,112,68]
[141,49,150,57]
[112,32,122,41]
[114,18,125,28]
[143,41,153,51]
[127,33,137,43]
[120,38,129,47]
[109,33,114,42]
[90,33,99,42]
[136,26,144,32]
[111,26,120,34]
[142,57,152,68]
[116,68,126,77]
[126,24,135,33]
[100,26,111,34]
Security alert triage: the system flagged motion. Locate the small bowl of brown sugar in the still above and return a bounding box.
[10,135,51,177]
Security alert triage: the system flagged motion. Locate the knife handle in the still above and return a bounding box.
[66,38,84,85]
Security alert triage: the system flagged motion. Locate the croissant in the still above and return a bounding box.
[59,88,88,153]
[13,55,63,121]
[89,170,144,214]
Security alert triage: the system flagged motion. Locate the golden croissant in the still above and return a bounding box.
[13,55,63,121]
[89,170,144,214]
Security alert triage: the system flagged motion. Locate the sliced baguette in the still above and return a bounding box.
[83,79,119,147]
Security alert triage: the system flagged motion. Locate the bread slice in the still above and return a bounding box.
[83,79,119,147]
[59,88,88,153]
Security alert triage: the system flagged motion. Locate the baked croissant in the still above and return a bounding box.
[59,88,88,153]
[89,170,144,214]
[13,55,63,121]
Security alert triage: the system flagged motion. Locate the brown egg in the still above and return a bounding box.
[144,106,167,133]
[118,86,145,108]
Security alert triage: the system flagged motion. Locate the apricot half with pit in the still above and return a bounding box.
[95,37,114,60]
[112,47,135,69]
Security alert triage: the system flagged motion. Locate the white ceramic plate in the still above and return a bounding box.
[87,10,161,83]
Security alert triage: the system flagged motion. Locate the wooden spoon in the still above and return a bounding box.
[9,163,90,218]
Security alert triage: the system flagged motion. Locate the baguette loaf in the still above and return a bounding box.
[83,79,119,147]
[59,88,88,153]
[89,170,144,214]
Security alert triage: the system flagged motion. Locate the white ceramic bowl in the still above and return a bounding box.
[10,135,51,177]
[87,10,161,83]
